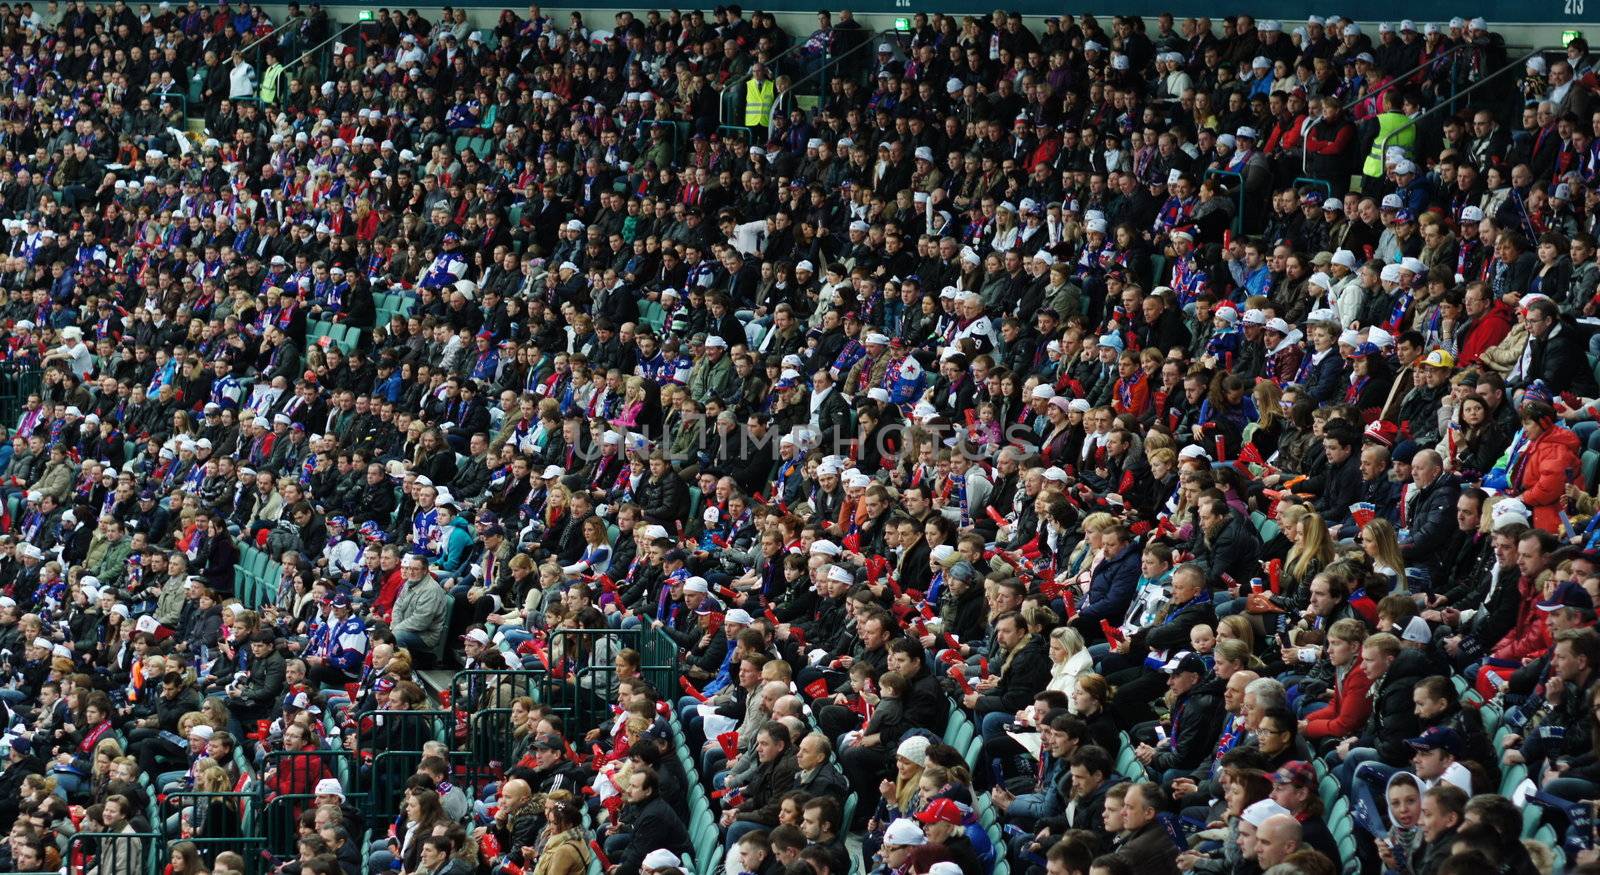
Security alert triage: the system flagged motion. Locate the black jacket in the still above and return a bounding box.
[1306,452,1361,521]
[904,662,949,732]
[637,471,690,524]
[1513,321,1598,396]
[1152,674,1227,773]
[615,795,691,875]
[1192,510,1262,589]
[1360,649,1430,766]
[734,751,798,825]
[975,635,1055,716]
[1399,473,1462,569]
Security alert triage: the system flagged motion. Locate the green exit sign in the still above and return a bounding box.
[893,17,910,30]
[1566,29,1583,44]
[357,9,374,21]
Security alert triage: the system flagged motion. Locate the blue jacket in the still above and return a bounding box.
[1007,752,1073,823]
[1304,350,1348,404]
[1078,542,1141,623]
[436,517,477,576]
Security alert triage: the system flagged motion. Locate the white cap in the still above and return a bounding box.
[796,260,814,273]
[1042,467,1070,483]
[541,464,565,479]
[867,388,891,403]
[642,851,681,870]
[314,778,345,799]
[810,540,842,556]
[464,629,490,645]
[914,146,934,162]
[827,566,854,584]
[189,724,215,740]
[725,608,755,625]
[30,636,50,650]
[685,578,710,594]
[1242,309,1267,326]
[1491,497,1531,530]
[931,544,957,564]
[704,336,729,349]
[1461,205,1485,222]
[1332,249,1359,269]
[883,818,928,846]
[1242,800,1293,827]
[865,333,891,346]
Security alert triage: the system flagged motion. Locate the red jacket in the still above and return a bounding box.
[1491,573,1552,662]
[371,568,406,622]
[1513,425,1583,532]
[1458,300,1515,365]
[1302,662,1372,739]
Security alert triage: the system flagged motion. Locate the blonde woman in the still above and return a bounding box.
[987,202,1020,253]
[1361,518,1407,588]
[190,763,242,840]
[1061,512,1117,581]
[1216,615,1258,655]
[868,736,928,835]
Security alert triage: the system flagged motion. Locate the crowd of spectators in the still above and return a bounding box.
[1,4,1600,875]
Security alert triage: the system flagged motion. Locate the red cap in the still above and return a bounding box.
[915,798,965,826]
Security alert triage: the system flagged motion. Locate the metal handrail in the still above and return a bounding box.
[1204,168,1245,234]
[720,39,813,127]
[1372,45,1567,177]
[289,21,362,80]
[239,14,301,61]
[767,28,903,130]
[1301,44,1475,180]
[1340,43,1475,118]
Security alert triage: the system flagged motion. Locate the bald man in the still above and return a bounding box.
[1255,814,1304,869]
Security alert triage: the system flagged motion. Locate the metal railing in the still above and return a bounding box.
[355,708,450,815]
[1370,45,1567,182]
[1302,43,1476,181]
[239,15,301,63]
[67,830,162,875]
[288,21,365,86]
[1340,43,1474,119]
[1204,168,1245,234]
[0,364,39,428]
[766,28,904,130]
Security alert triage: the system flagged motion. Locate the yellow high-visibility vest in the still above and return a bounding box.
[1364,111,1416,178]
[744,78,775,127]
[260,62,286,105]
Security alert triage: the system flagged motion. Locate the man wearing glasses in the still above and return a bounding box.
[1511,298,1595,396]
